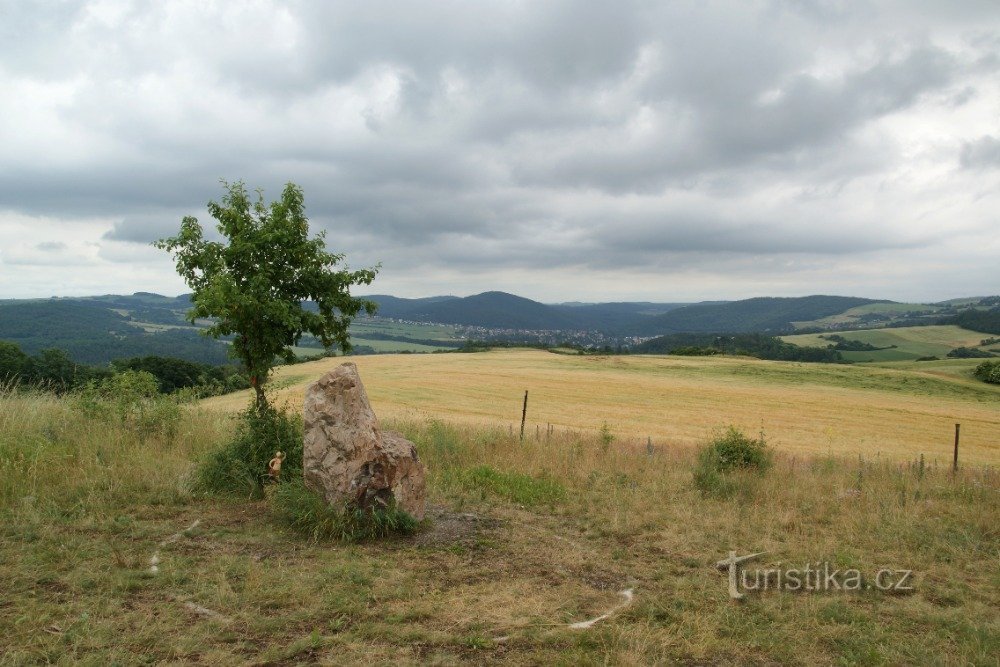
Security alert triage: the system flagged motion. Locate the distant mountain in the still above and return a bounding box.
[625,296,882,335]
[364,291,881,335]
[361,294,459,319]
[4,290,992,366]
[406,291,582,329]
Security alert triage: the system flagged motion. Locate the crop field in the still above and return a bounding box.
[204,349,1000,465]
[782,325,995,362]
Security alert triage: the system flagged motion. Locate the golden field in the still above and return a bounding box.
[203,349,1000,465]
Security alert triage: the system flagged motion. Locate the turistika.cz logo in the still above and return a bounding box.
[716,551,914,600]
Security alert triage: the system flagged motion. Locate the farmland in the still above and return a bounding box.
[204,349,1000,465]
[782,325,996,362]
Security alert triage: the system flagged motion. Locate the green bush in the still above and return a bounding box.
[75,370,183,438]
[195,403,302,498]
[946,347,994,359]
[272,479,420,542]
[693,426,772,497]
[973,360,1000,385]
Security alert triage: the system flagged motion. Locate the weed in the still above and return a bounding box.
[272,479,420,542]
[693,425,771,497]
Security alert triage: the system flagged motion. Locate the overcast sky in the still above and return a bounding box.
[1,1,998,303]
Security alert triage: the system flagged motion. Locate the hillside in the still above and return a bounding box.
[0,299,230,365]
[365,292,689,331]
[627,295,880,335]
[782,325,997,362]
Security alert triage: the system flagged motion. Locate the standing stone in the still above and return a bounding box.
[303,362,426,520]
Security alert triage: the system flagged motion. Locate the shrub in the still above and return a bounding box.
[75,370,182,438]
[272,479,420,542]
[693,426,772,497]
[946,347,994,359]
[973,360,1000,385]
[599,422,615,451]
[195,403,302,498]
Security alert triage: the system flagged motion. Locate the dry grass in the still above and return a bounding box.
[204,349,1000,465]
[2,375,998,664]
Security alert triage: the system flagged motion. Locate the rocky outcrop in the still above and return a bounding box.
[303,363,426,519]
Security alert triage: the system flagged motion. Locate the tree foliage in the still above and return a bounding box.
[155,181,378,408]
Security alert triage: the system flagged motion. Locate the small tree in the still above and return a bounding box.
[155,180,377,410]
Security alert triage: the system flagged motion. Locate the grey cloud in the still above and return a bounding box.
[960,136,1000,169]
[102,214,189,244]
[0,1,998,300]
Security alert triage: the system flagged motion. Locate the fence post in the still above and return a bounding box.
[520,390,528,442]
[953,423,960,473]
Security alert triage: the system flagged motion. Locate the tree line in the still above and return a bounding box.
[0,340,249,396]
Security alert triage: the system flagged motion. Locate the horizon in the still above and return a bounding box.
[3,287,993,308]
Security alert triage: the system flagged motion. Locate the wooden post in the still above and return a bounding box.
[520,390,528,442]
[953,423,960,473]
[646,436,653,456]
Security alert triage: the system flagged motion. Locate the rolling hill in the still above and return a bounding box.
[626,295,881,335]
[3,291,998,365]
[0,298,230,365]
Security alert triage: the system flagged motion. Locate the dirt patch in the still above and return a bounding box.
[412,505,499,547]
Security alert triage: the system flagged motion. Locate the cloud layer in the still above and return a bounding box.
[1,1,998,301]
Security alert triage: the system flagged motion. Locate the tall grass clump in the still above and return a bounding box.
[195,403,302,498]
[693,425,772,497]
[0,380,227,519]
[272,479,420,542]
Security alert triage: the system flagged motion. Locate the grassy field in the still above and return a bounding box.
[782,325,995,362]
[1,385,997,664]
[204,349,1000,465]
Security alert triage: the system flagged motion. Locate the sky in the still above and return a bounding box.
[1,1,998,304]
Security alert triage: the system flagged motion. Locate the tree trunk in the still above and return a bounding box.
[253,382,268,412]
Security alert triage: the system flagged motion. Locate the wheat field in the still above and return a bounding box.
[203,349,1000,465]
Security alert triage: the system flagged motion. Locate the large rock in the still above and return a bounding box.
[303,363,426,519]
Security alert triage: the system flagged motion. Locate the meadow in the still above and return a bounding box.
[205,349,1000,465]
[1,375,998,664]
[781,325,994,363]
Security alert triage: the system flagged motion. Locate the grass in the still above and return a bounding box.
[273,480,421,542]
[782,324,994,362]
[1,384,997,664]
[203,349,1000,464]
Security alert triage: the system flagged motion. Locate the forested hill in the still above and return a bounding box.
[624,295,881,335]
[3,291,997,365]
[365,292,878,335]
[0,297,229,365]
[365,292,689,331]
[948,306,1000,335]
